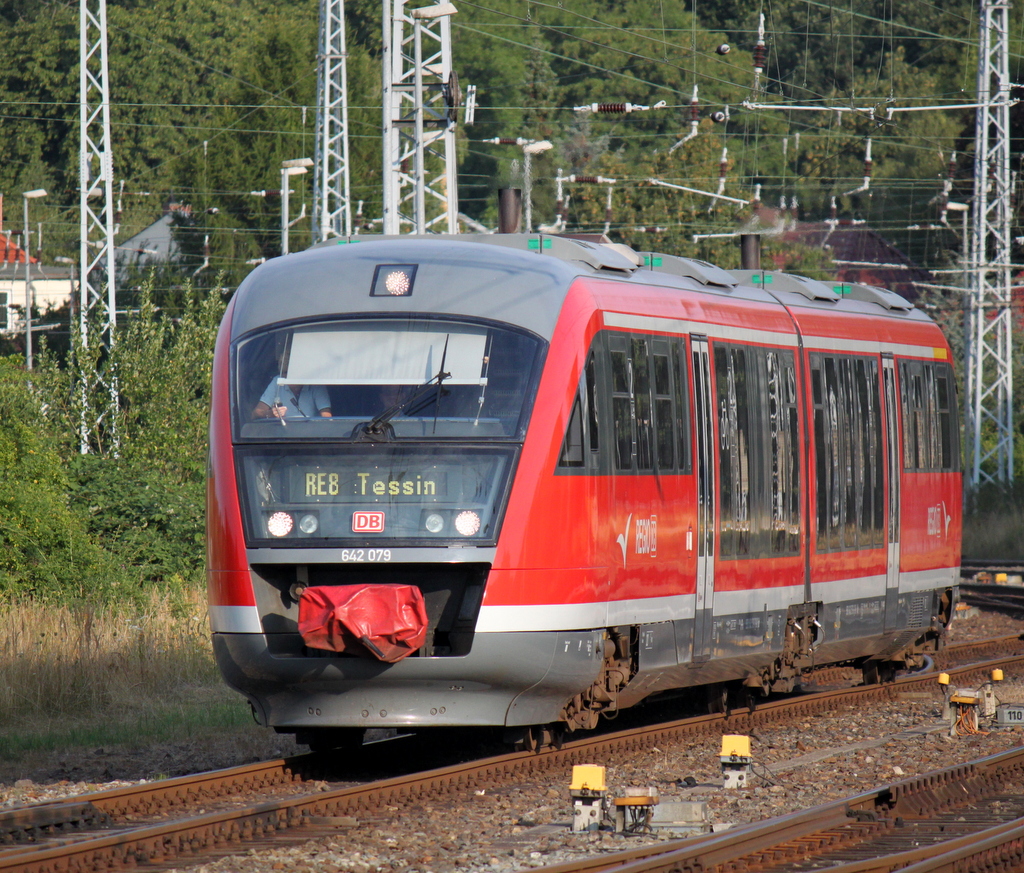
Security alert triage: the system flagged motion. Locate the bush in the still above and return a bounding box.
[0,357,129,601]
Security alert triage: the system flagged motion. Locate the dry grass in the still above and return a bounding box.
[0,587,259,761]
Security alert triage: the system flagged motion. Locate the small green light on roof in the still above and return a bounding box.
[644,255,663,267]
[834,284,852,295]
[336,239,361,244]
[752,273,773,284]
[527,237,553,250]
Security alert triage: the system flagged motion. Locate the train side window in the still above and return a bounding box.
[715,344,751,558]
[652,340,674,469]
[899,359,960,473]
[766,349,800,554]
[558,395,585,467]
[610,339,634,471]
[673,341,693,474]
[558,351,599,472]
[936,364,959,471]
[812,353,883,552]
[600,331,693,476]
[632,338,654,471]
[586,354,600,456]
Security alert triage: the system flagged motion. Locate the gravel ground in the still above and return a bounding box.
[1,606,1022,873]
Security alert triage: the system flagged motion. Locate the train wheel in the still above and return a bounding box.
[861,660,897,686]
[504,724,564,752]
[706,684,729,714]
[299,727,366,752]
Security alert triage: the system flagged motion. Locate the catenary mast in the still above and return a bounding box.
[966,0,1014,488]
[381,0,459,234]
[78,0,119,454]
[313,0,353,239]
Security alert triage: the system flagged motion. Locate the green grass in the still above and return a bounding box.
[0,688,255,760]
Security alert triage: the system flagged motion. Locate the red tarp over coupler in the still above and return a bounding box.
[298,584,429,662]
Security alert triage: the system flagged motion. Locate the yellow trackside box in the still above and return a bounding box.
[721,735,751,758]
[570,765,606,792]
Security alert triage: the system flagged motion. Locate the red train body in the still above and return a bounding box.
[208,235,959,748]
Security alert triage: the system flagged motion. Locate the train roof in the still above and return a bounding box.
[228,233,930,341]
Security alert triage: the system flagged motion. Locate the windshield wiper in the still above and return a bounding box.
[353,337,451,440]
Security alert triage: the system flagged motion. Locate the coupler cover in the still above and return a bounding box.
[298,584,429,662]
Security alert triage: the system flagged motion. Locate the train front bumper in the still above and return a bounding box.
[212,629,604,729]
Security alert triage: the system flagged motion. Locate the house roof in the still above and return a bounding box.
[117,213,180,265]
[783,220,933,301]
[0,233,38,266]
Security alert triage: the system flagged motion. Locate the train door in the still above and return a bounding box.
[691,336,716,661]
[882,355,901,632]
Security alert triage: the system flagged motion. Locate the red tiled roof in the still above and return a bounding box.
[0,233,38,266]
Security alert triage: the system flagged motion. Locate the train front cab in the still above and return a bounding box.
[207,240,627,742]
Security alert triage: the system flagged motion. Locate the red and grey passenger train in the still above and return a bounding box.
[207,234,960,749]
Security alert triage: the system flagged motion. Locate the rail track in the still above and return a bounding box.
[529,743,1024,873]
[2,637,1023,873]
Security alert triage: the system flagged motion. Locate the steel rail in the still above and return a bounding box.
[1,645,1023,873]
[526,744,1024,873]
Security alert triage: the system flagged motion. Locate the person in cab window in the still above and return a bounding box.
[253,380,332,420]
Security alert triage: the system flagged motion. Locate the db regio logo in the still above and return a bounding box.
[352,511,386,533]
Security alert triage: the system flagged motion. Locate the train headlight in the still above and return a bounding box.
[370,264,417,297]
[424,512,445,534]
[267,511,294,537]
[298,513,319,534]
[454,510,481,536]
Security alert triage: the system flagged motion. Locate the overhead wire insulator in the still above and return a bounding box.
[707,147,730,213]
[752,13,767,93]
[843,139,873,196]
[573,100,667,114]
[482,137,530,146]
[753,44,767,74]
[568,175,617,184]
[669,86,701,153]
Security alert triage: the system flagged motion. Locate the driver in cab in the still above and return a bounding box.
[253,381,332,420]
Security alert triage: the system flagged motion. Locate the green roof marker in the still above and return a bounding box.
[643,255,663,267]
[527,237,553,250]
[752,273,773,285]
[336,238,361,244]
[834,284,852,296]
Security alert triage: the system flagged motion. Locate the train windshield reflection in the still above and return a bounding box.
[235,318,544,440]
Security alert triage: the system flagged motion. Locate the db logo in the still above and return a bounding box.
[352,511,385,533]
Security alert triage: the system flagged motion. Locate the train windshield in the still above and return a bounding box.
[234,318,544,441]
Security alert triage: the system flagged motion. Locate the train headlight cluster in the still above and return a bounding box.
[454,510,481,536]
[267,511,294,537]
[298,513,319,534]
[424,512,445,533]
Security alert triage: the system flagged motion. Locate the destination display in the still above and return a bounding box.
[290,466,449,501]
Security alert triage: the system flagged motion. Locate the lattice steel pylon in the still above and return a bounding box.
[966,0,1014,489]
[78,0,119,454]
[312,0,353,240]
[381,0,459,234]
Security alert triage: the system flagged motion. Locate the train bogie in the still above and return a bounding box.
[207,234,959,744]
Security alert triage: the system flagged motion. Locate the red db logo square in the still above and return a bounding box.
[352,511,385,533]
